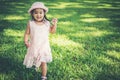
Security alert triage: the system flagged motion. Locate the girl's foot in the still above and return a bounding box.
[41,76,47,80]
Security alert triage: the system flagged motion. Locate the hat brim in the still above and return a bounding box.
[28,6,48,14]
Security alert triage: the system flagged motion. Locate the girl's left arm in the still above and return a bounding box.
[50,18,58,33]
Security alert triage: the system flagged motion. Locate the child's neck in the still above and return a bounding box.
[34,20,45,25]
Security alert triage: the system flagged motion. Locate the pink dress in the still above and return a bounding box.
[23,20,52,68]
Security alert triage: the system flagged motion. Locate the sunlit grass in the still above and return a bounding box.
[108,42,120,48]
[98,55,115,64]
[4,29,24,37]
[4,15,26,20]
[59,21,73,25]
[3,29,24,42]
[60,26,113,38]
[80,18,109,23]
[48,9,77,19]
[50,34,81,47]
[49,2,81,9]
[107,50,120,59]
[80,13,96,18]
[0,44,12,52]
[83,1,99,3]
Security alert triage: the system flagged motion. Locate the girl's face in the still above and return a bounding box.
[32,8,45,22]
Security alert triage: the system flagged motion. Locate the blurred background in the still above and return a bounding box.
[0,0,120,80]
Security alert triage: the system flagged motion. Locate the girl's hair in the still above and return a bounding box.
[44,14,49,21]
[30,9,49,21]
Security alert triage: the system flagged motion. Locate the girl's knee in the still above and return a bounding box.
[41,62,47,67]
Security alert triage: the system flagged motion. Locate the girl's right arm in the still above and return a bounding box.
[24,22,30,48]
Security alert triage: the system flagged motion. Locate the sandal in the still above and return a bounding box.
[41,76,47,80]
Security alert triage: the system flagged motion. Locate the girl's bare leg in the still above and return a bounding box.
[40,62,47,79]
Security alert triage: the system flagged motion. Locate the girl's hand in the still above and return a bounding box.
[25,41,30,48]
[50,18,58,33]
[51,18,58,25]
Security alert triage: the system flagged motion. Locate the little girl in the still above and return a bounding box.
[23,2,57,80]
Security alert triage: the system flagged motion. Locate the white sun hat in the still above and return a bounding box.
[28,2,48,14]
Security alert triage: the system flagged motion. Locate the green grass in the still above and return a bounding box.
[0,0,120,80]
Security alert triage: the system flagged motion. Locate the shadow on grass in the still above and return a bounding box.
[0,39,41,80]
[0,0,30,15]
[94,59,120,80]
[0,27,36,80]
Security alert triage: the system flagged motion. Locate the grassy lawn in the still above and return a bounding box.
[0,0,120,80]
